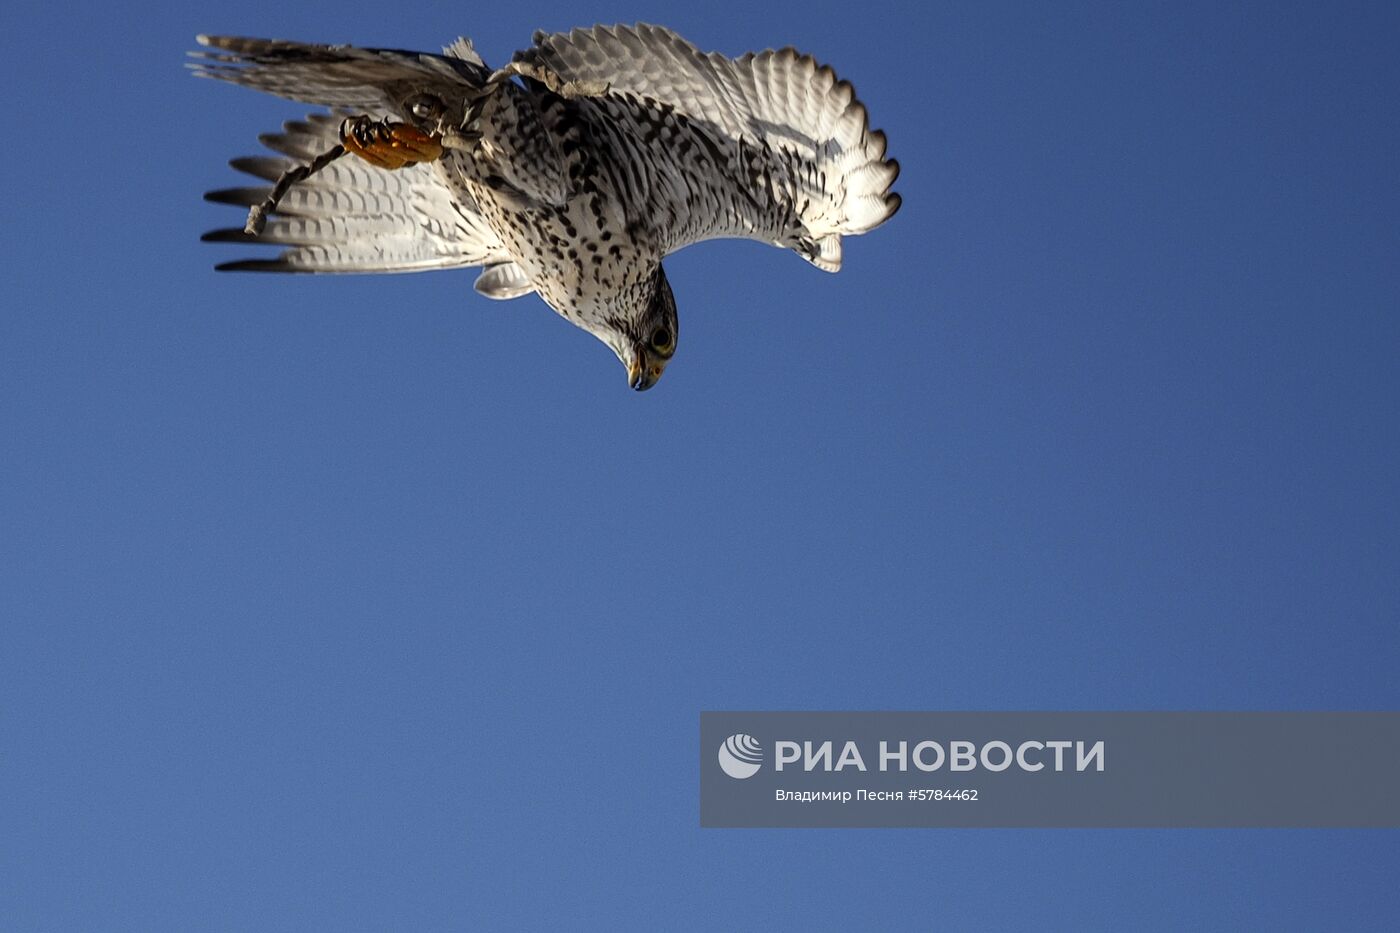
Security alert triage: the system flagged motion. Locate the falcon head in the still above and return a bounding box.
[608,265,678,392]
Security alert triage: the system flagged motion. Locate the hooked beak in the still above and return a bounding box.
[628,360,658,391]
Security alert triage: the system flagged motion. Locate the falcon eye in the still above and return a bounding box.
[408,94,444,120]
[650,327,673,352]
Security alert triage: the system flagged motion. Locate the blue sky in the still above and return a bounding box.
[3,0,1398,929]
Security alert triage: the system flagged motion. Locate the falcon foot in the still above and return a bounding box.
[339,116,444,169]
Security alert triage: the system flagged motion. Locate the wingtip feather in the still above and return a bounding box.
[201,227,258,243]
[214,258,300,273]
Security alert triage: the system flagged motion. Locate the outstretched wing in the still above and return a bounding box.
[514,23,900,271]
[188,34,488,113]
[202,113,510,274]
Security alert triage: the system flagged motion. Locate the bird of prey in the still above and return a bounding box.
[192,24,900,390]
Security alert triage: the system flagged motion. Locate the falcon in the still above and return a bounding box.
[192,24,900,390]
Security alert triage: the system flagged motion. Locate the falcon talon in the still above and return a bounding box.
[338,116,444,169]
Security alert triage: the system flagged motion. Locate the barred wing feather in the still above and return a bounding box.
[516,23,900,268]
[202,113,508,274]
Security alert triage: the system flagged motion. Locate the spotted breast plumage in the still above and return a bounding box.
[191,24,900,390]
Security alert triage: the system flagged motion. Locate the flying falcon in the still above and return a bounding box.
[192,24,900,390]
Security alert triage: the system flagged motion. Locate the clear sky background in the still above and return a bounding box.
[3,0,1398,929]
